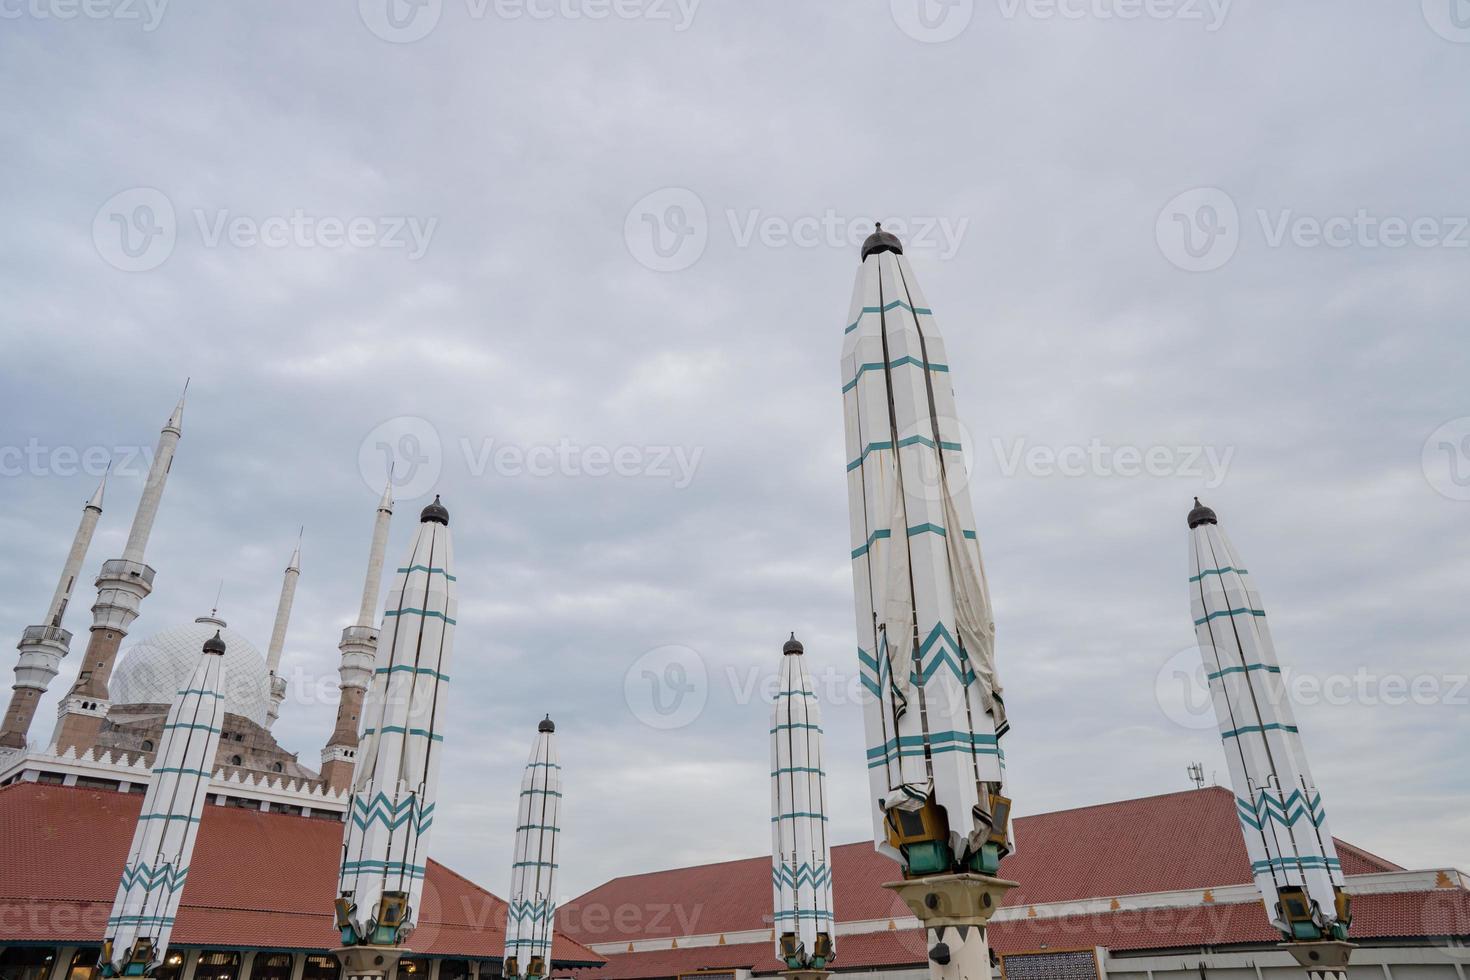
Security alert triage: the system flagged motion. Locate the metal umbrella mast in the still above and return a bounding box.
[334,496,457,980]
[770,633,835,980]
[100,630,227,977]
[1187,499,1353,980]
[840,226,1017,980]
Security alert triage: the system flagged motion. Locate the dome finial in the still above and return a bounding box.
[420,494,449,526]
[203,630,226,655]
[538,714,556,733]
[1187,497,1218,529]
[783,632,804,655]
[861,222,903,261]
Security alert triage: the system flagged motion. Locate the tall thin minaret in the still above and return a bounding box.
[0,474,107,750]
[54,387,186,756]
[264,535,302,729]
[321,481,393,792]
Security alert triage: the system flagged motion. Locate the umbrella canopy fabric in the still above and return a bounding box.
[504,719,561,978]
[769,635,835,969]
[1187,501,1346,937]
[102,632,227,976]
[840,233,1010,870]
[337,498,457,947]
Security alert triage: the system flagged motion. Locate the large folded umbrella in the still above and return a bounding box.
[101,630,227,977]
[770,634,835,970]
[1188,499,1348,940]
[337,496,457,948]
[841,226,1010,875]
[503,716,562,979]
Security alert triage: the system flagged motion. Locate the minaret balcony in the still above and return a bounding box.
[339,624,379,648]
[19,624,72,649]
[95,558,157,590]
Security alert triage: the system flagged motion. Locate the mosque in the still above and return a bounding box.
[0,373,1467,979]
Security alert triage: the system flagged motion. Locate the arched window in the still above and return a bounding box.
[230,754,243,766]
[248,953,294,980]
[272,762,283,773]
[194,951,241,980]
[1,948,59,980]
[141,739,154,752]
[301,956,341,980]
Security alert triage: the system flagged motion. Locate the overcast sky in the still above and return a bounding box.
[2,0,1468,905]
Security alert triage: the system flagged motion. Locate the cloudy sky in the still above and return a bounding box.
[2,0,1468,905]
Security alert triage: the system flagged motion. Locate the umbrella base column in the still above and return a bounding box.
[780,970,831,980]
[1282,940,1355,980]
[884,873,1017,980]
[333,946,408,980]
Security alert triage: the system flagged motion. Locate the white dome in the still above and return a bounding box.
[110,616,272,727]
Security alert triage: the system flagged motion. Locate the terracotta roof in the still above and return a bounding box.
[559,787,1402,945]
[0,781,602,966]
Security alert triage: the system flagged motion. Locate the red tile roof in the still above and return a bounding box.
[0,781,602,966]
[559,787,1402,945]
[574,890,1470,980]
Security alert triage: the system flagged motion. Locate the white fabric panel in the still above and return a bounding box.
[504,728,561,975]
[770,646,835,966]
[338,516,457,944]
[103,644,225,974]
[1189,517,1343,934]
[842,246,1011,867]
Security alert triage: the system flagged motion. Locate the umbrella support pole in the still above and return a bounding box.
[333,946,408,980]
[1282,939,1355,980]
[884,873,1017,980]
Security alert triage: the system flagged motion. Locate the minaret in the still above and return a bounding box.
[504,716,562,980]
[334,496,456,980]
[264,535,301,729]
[1186,499,1354,980]
[321,481,393,792]
[101,630,226,978]
[771,634,835,980]
[54,389,186,756]
[0,474,107,750]
[840,227,1017,980]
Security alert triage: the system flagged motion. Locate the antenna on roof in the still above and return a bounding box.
[1187,762,1205,790]
[211,579,224,619]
